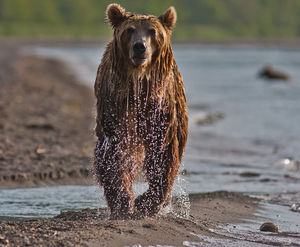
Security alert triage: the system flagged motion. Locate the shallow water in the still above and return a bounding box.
[0,186,101,220]
[1,44,300,244]
[0,183,150,219]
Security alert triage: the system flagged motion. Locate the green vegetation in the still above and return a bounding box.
[0,0,300,40]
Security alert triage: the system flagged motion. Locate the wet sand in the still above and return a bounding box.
[0,40,263,246]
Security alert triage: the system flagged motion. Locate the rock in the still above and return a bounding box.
[258,65,290,81]
[259,222,279,233]
[291,204,300,212]
[239,171,260,177]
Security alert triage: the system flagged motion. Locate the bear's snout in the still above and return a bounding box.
[133,41,146,55]
[130,40,149,67]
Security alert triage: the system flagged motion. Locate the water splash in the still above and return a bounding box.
[160,169,191,219]
[171,173,191,219]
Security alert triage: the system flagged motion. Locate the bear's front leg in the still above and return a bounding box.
[134,139,180,217]
[94,139,134,219]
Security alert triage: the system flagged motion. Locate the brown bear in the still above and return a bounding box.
[94,4,188,218]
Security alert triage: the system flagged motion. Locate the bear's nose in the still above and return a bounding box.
[133,41,146,54]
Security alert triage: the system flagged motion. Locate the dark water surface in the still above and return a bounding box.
[1,44,300,245]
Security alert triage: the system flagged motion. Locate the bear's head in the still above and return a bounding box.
[106,4,177,68]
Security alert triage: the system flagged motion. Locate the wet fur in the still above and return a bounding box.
[94,4,188,218]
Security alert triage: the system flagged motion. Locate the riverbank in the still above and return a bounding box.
[0,41,95,189]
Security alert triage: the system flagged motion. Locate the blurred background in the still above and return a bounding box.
[1,0,300,40]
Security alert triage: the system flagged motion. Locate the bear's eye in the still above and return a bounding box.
[148,28,156,37]
[126,27,135,35]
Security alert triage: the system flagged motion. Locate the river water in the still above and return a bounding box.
[1,43,300,245]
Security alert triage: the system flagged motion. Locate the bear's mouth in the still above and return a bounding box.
[131,57,147,66]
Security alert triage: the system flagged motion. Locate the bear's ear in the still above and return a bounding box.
[158,6,177,31]
[106,4,128,28]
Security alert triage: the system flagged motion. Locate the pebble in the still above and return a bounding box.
[0,235,9,245]
[36,147,46,154]
[259,222,279,233]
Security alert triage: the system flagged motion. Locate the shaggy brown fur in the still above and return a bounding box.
[94,4,188,218]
